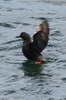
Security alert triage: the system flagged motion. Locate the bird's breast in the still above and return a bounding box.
[22,45,31,59]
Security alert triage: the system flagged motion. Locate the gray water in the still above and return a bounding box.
[0,0,66,100]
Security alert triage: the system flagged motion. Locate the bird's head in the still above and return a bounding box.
[16,32,31,41]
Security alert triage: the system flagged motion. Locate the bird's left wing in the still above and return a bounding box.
[32,21,49,52]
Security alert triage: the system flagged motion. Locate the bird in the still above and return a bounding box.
[16,20,49,62]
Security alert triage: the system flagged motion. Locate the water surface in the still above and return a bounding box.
[0,0,66,100]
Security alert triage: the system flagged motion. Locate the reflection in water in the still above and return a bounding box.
[22,60,43,76]
[19,60,52,77]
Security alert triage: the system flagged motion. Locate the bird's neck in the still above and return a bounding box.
[23,40,31,44]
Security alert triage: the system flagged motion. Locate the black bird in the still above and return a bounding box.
[16,21,49,61]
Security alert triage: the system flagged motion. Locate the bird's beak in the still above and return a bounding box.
[16,36,20,38]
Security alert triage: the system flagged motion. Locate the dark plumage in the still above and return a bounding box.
[16,21,49,61]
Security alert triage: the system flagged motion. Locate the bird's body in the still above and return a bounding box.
[16,21,49,61]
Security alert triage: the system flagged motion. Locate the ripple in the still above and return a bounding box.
[2,39,21,45]
[0,23,15,28]
[57,59,66,63]
[13,22,31,26]
[3,90,16,95]
[4,0,12,1]
[48,98,54,100]
[31,17,47,20]
[0,38,22,52]
[31,17,52,22]
[62,78,66,83]
[39,0,66,5]
[0,46,9,51]
[51,31,62,36]
[7,75,19,82]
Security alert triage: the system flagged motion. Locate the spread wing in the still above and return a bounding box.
[32,21,49,53]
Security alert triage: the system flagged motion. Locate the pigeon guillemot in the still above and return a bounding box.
[16,21,49,61]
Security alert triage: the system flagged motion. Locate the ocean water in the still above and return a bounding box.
[0,0,66,100]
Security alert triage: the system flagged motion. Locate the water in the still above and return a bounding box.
[0,0,66,100]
